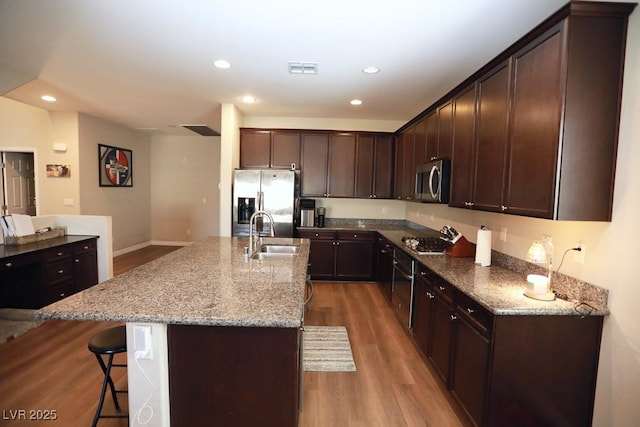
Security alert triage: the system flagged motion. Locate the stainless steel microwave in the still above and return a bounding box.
[415,158,451,203]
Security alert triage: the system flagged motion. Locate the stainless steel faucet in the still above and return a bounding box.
[248,210,275,254]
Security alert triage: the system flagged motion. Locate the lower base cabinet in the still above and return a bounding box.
[405,264,604,427]
[168,324,300,427]
[298,230,375,280]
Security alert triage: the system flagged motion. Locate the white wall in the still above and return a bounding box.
[150,135,220,243]
[244,116,404,133]
[219,104,243,237]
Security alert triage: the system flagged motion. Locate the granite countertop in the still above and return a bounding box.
[299,218,608,316]
[377,229,609,317]
[38,237,311,328]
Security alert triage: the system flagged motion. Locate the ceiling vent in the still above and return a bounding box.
[288,62,318,75]
[179,124,220,136]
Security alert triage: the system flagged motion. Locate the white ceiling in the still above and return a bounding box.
[0,0,585,135]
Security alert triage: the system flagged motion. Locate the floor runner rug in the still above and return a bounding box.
[303,325,356,372]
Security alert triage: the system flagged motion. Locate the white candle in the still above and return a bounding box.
[527,274,549,294]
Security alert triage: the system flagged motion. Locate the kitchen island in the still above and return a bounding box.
[38,236,311,427]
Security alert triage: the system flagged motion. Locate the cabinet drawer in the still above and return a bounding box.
[337,231,375,241]
[73,239,96,255]
[45,280,74,304]
[45,260,73,285]
[45,246,72,262]
[456,292,493,337]
[432,276,455,305]
[0,253,42,271]
[298,230,336,240]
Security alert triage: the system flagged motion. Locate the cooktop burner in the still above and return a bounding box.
[401,236,450,255]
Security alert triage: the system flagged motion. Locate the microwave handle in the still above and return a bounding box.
[428,165,438,198]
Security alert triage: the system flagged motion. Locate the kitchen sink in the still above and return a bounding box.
[250,244,300,260]
[257,244,300,255]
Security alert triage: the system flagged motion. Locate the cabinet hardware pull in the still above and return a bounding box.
[83,245,89,250]
[353,234,357,238]
[5,262,12,268]
[381,249,387,254]
[315,233,319,237]
[439,286,445,291]
[420,271,426,276]
[75,259,80,263]
[58,269,64,274]
[467,308,474,314]
[427,292,435,299]
[57,252,63,256]
[501,205,508,211]
[450,314,457,321]
[59,293,65,297]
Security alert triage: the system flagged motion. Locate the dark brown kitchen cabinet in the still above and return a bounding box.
[472,61,511,212]
[394,127,415,200]
[375,236,393,302]
[356,134,394,199]
[301,133,330,197]
[298,229,375,281]
[437,100,453,160]
[412,266,436,356]
[428,276,456,384]
[327,134,356,198]
[449,84,478,208]
[451,293,492,426]
[0,236,99,309]
[240,129,301,169]
[382,258,604,427]
[300,133,356,198]
[413,119,427,175]
[425,111,438,160]
[168,324,300,427]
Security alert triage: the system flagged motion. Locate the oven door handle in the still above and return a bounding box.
[393,263,413,281]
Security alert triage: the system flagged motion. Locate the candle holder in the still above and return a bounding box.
[524,237,555,301]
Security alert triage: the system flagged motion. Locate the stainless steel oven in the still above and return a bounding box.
[392,248,415,329]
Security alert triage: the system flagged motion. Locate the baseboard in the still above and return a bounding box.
[150,240,192,247]
[113,241,152,257]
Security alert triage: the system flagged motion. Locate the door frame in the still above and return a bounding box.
[0,146,40,216]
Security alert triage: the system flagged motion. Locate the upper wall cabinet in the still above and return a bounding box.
[355,134,394,199]
[240,129,301,169]
[397,1,635,221]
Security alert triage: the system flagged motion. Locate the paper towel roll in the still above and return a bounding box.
[475,228,492,267]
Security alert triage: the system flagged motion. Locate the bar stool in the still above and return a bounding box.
[88,325,128,427]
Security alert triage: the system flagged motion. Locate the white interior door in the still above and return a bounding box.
[2,152,36,216]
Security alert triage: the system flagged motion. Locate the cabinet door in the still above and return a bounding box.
[449,84,477,208]
[437,101,453,159]
[413,119,427,174]
[473,61,511,212]
[401,127,415,200]
[355,134,375,198]
[272,132,301,169]
[373,134,394,199]
[429,293,454,384]
[328,134,356,197]
[505,26,564,218]
[375,238,393,301]
[307,240,335,280]
[425,111,438,160]
[74,251,98,291]
[393,133,405,199]
[451,315,490,427]
[301,133,329,197]
[335,236,374,280]
[240,130,271,168]
[413,272,435,356]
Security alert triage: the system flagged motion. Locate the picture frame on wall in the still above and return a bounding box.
[98,144,133,187]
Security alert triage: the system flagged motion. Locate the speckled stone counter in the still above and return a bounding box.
[38,236,311,328]
[378,229,609,316]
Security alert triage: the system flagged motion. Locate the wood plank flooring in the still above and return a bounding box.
[0,245,470,426]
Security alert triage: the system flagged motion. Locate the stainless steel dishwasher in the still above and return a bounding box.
[392,248,415,329]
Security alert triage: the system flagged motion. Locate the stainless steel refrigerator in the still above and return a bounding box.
[232,169,298,237]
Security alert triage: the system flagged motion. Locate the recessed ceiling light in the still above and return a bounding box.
[350,99,363,106]
[362,66,380,74]
[41,95,57,102]
[241,96,256,104]
[214,59,231,69]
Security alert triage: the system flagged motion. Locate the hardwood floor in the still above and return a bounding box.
[0,245,469,426]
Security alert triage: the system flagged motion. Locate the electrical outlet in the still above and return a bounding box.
[575,243,586,264]
[500,227,507,242]
[134,325,153,359]
[382,206,387,214]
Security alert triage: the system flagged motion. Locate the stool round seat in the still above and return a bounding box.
[88,325,126,355]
